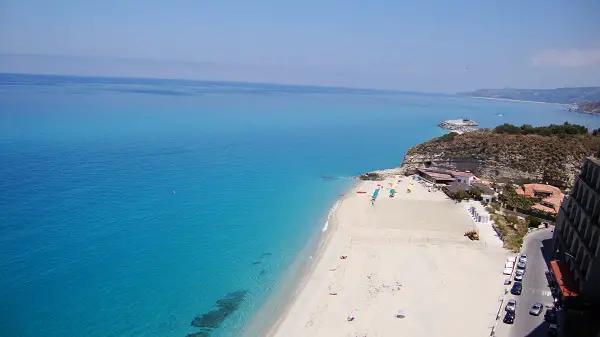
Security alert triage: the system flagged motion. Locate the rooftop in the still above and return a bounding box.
[532,203,559,215]
[417,168,474,180]
[523,183,562,197]
[541,195,565,209]
[445,181,471,193]
[471,181,494,195]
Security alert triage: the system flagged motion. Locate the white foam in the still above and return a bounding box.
[322,200,341,232]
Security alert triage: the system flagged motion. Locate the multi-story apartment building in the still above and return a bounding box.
[552,156,600,336]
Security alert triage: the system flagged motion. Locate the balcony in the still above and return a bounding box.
[569,191,600,229]
[563,217,595,257]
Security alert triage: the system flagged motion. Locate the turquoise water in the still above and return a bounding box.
[1,74,599,337]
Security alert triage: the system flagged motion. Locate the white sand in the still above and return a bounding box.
[268,177,509,337]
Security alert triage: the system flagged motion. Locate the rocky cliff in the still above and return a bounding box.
[361,129,600,188]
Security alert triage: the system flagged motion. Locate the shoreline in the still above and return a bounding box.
[240,180,360,337]
[470,96,570,106]
[262,176,509,336]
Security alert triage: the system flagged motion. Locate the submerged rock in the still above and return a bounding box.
[252,261,261,265]
[260,252,272,257]
[186,331,211,337]
[191,290,249,329]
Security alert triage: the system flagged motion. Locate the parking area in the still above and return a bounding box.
[492,229,557,337]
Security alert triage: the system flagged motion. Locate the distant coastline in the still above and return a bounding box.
[471,96,569,106]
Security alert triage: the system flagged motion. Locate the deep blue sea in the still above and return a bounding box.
[1,74,599,337]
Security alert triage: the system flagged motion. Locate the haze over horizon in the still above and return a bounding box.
[1,0,600,92]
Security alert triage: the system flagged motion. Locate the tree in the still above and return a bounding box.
[470,187,484,200]
[527,216,542,228]
[506,214,520,225]
[501,185,534,210]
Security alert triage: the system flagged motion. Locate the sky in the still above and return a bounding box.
[1,0,600,92]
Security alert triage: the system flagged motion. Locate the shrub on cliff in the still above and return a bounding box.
[434,132,458,142]
[494,122,588,136]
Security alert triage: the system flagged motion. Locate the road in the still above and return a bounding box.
[495,228,555,337]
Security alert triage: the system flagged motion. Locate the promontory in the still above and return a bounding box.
[361,122,600,189]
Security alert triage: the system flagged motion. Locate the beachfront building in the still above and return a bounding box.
[416,168,458,185]
[517,183,565,215]
[551,156,600,336]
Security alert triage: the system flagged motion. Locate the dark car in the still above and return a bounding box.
[544,309,557,323]
[511,281,523,295]
[503,311,515,324]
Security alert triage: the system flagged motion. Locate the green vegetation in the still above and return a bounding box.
[494,122,588,136]
[405,123,600,188]
[501,185,534,209]
[445,189,471,201]
[491,213,527,251]
[527,215,543,228]
[470,187,484,200]
[434,132,458,143]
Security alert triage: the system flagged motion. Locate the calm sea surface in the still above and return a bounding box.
[1,74,599,337]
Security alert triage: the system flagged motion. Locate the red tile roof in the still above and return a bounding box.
[550,260,579,297]
[532,203,559,215]
[541,195,565,209]
[523,184,562,198]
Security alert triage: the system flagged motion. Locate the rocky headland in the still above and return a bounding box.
[360,123,600,188]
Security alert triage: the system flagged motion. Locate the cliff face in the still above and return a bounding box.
[395,130,600,188]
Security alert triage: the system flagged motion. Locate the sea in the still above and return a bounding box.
[1,73,599,337]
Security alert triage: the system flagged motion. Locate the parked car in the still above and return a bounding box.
[548,324,558,336]
[517,261,527,270]
[511,282,523,295]
[503,311,515,324]
[519,256,527,264]
[505,299,517,312]
[515,270,525,281]
[544,309,557,323]
[520,252,527,259]
[530,303,543,316]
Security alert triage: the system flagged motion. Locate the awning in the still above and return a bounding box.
[550,260,579,297]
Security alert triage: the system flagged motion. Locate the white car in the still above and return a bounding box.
[505,299,517,312]
[519,256,528,264]
[515,270,525,281]
[517,261,527,270]
[529,303,543,316]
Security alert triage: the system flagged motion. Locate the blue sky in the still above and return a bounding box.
[1,0,599,92]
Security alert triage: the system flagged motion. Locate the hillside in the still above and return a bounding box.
[460,87,600,104]
[361,124,600,188]
[578,101,600,114]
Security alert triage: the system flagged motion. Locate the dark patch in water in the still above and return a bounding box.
[191,290,249,330]
[320,175,338,180]
[186,331,211,337]
[259,269,268,276]
[252,261,261,265]
[261,252,272,257]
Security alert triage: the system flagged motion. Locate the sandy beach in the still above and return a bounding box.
[267,177,509,337]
